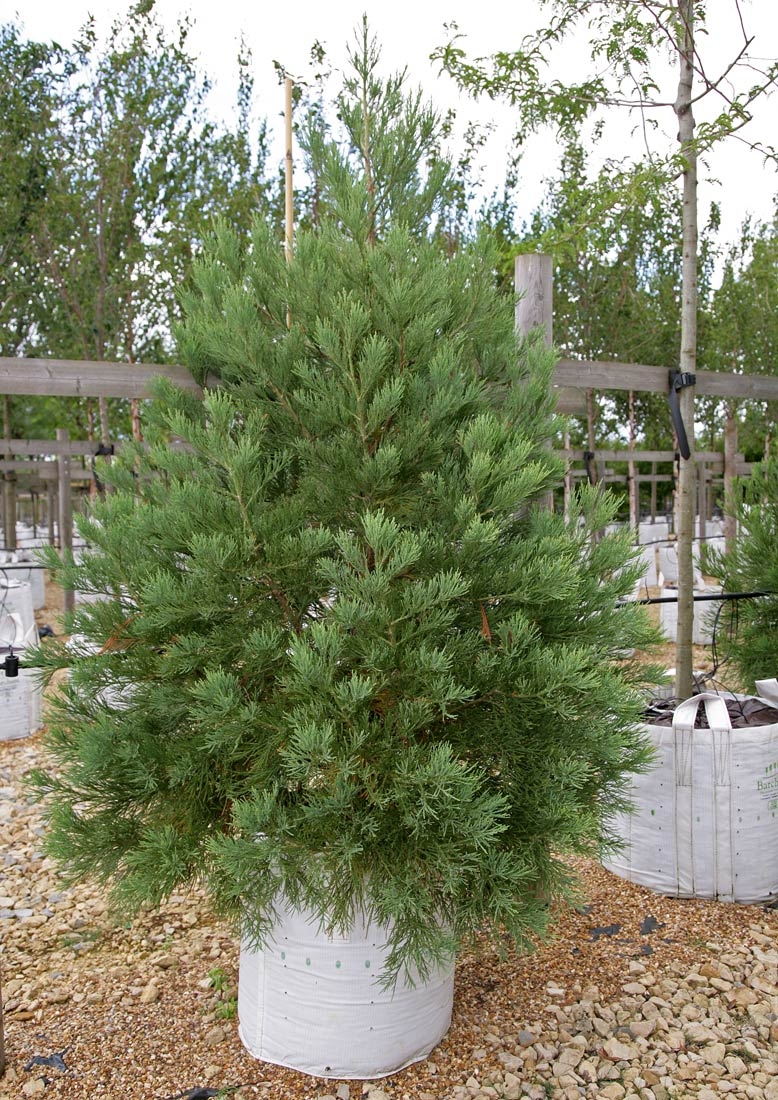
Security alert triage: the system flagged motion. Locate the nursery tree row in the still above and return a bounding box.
[2,4,777,459]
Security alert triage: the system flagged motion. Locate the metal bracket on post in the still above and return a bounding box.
[668,370,696,460]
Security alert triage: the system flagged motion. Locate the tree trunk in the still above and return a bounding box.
[98,395,111,447]
[563,427,572,516]
[57,428,75,614]
[131,398,143,442]
[628,389,638,531]
[673,0,698,702]
[723,405,738,557]
[2,395,16,551]
[586,390,596,456]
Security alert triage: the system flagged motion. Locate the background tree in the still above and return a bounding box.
[0,24,66,543]
[705,213,778,455]
[518,144,685,448]
[31,33,659,986]
[436,0,778,698]
[3,4,277,446]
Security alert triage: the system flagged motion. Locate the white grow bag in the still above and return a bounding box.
[0,550,45,609]
[0,674,35,741]
[603,691,778,903]
[659,584,723,646]
[0,610,43,735]
[238,895,455,1079]
[1,580,35,637]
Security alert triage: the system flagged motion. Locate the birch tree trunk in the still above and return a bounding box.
[673,0,698,701]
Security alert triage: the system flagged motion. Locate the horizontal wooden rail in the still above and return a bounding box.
[2,356,777,404]
[559,449,744,466]
[0,460,91,481]
[554,359,778,401]
[0,358,209,398]
[1,437,116,456]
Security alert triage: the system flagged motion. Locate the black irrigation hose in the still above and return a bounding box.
[624,590,770,606]
[635,532,730,548]
[622,589,771,697]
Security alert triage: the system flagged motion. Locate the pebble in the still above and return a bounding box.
[204,1025,229,1046]
[21,1081,46,1097]
[139,979,160,1004]
[4,735,778,1100]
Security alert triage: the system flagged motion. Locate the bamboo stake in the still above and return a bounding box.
[285,77,294,262]
[285,76,294,329]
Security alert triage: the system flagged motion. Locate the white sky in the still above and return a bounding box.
[7,0,778,252]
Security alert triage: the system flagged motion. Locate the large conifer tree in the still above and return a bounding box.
[32,26,657,981]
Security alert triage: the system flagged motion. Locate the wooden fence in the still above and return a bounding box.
[3,254,778,614]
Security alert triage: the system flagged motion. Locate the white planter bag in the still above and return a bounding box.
[1,610,43,734]
[0,609,35,653]
[659,585,723,646]
[1,579,35,631]
[238,895,455,1079]
[603,691,778,903]
[0,673,34,743]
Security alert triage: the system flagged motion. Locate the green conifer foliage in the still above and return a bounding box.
[708,459,778,691]
[31,31,657,982]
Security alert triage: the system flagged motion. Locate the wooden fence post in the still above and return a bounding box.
[56,428,75,614]
[515,254,553,345]
[515,254,554,510]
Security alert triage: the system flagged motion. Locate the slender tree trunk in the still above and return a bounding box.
[57,428,74,614]
[628,389,638,531]
[674,0,698,701]
[723,404,738,557]
[98,395,111,447]
[586,390,596,457]
[2,396,15,551]
[131,398,143,441]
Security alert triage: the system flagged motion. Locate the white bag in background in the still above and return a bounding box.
[603,692,778,903]
[0,675,35,741]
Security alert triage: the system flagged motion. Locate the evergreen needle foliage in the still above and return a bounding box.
[29,26,658,984]
[708,459,778,691]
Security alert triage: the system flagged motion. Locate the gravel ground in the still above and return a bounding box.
[3,733,778,1100]
[2,580,777,1099]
